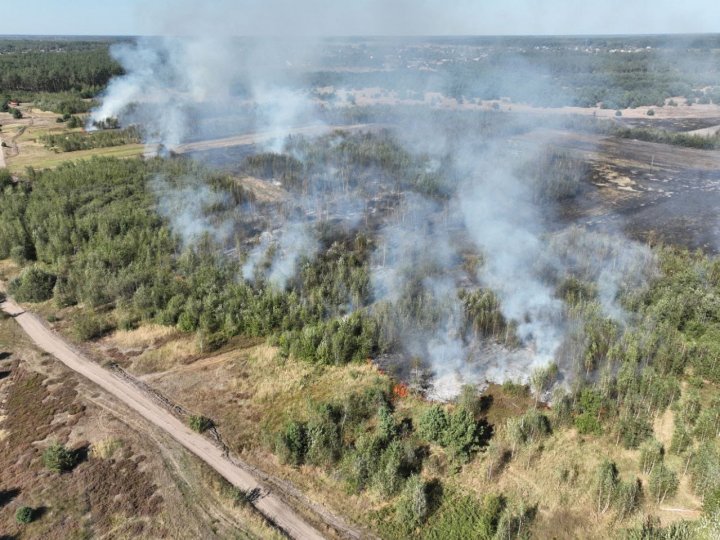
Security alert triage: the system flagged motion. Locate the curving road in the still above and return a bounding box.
[0,297,329,540]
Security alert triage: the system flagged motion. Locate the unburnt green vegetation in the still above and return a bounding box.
[40,126,142,152]
[0,39,122,94]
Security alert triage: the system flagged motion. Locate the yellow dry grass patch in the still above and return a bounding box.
[0,259,21,282]
[91,436,123,459]
[110,324,179,350]
[7,142,146,173]
[130,336,199,375]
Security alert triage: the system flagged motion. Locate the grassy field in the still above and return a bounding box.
[0,105,145,174]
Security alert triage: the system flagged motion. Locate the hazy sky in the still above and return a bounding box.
[4,0,720,36]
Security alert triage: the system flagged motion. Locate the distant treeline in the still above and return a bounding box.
[309,48,720,109]
[0,43,122,93]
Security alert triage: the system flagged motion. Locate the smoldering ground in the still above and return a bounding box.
[92,29,662,400]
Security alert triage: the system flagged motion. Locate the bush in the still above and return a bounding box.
[43,441,76,473]
[72,312,113,341]
[647,109,655,116]
[15,506,33,524]
[276,420,307,466]
[506,409,551,454]
[8,266,56,302]
[188,415,214,433]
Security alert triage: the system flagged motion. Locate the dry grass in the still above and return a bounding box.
[90,436,123,460]
[0,259,21,283]
[110,324,179,350]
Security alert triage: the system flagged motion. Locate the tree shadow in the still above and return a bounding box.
[478,418,494,449]
[478,394,493,414]
[0,488,20,508]
[0,535,19,540]
[425,478,444,519]
[0,352,11,361]
[71,444,90,470]
[31,505,49,521]
[0,370,11,380]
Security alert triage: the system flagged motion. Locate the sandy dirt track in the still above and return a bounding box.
[0,297,329,540]
[144,123,383,157]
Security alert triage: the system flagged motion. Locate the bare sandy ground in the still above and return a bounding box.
[0,136,6,169]
[0,297,333,540]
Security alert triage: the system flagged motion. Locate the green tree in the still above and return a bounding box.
[188,415,213,433]
[43,441,76,473]
[594,459,619,515]
[8,266,56,302]
[276,420,307,466]
[649,463,679,503]
[395,474,428,530]
[15,506,33,524]
[639,439,664,475]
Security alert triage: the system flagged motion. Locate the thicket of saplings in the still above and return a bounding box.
[40,126,141,152]
[1,132,719,537]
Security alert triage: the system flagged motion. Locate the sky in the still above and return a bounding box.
[3,0,720,36]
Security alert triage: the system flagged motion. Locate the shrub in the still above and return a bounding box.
[647,109,655,116]
[15,506,33,524]
[43,441,76,473]
[276,420,307,466]
[72,312,113,341]
[506,409,551,454]
[8,266,56,302]
[305,404,342,466]
[188,415,214,433]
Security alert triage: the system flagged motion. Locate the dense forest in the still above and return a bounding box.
[0,39,122,94]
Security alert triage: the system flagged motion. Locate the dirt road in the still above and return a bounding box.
[144,123,382,157]
[0,297,330,540]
